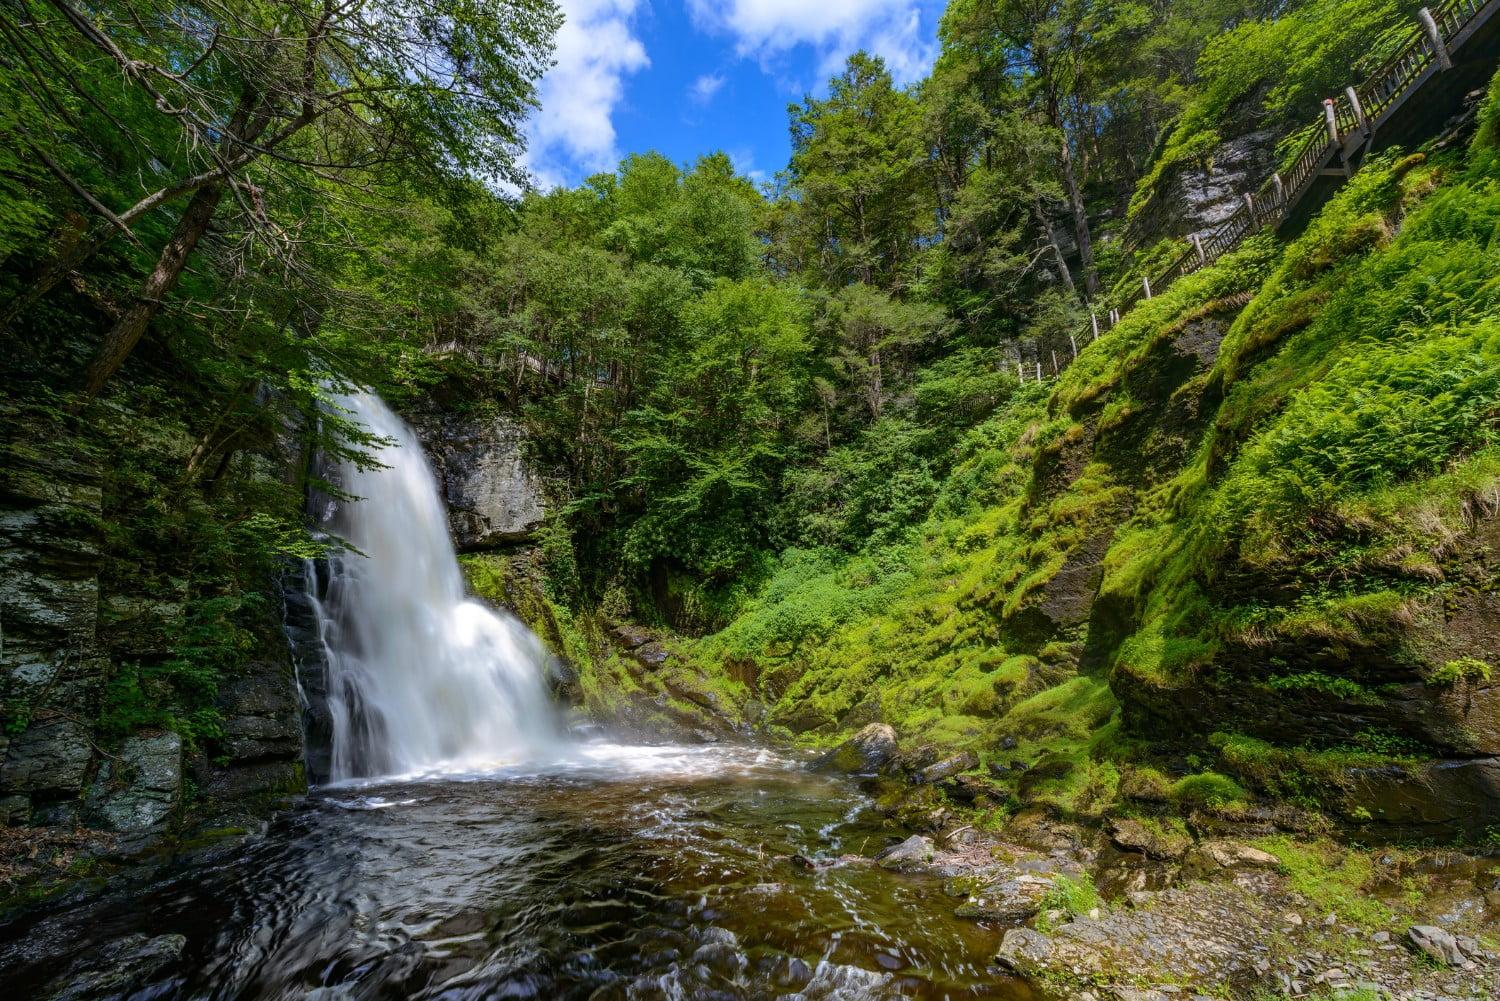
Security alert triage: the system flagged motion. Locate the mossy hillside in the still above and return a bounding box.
[1105,143,1500,750]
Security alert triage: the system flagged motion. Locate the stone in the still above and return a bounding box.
[0,793,31,824]
[995,927,1055,975]
[411,412,545,549]
[1,720,93,796]
[610,623,653,650]
[1408,925,1466,967]
[84,732,182,831]
[954,873,1057,921]
[811,724,900,775]
[45,932,186,1001]
[917,751,978,784]
[631,641,671,669]
[1108,817,1191,861]
[877,835,934,872]
[1202,841,1280,869]
[1112,989,1172,1001]
[1372,930,1391,943]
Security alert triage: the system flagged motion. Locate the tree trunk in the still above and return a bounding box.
[79,182,225,398]
[1033,196,1076,295]
[1057,129,1098,298]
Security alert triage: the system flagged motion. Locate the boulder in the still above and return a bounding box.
[954,872,1057,921]
[632,641,671,669]
[1108,817,1192,861]
[917,750,979,784]
[610,623,653,650]
[811,723,900,775]
[877,835,934,872]
[995,927,1058,975]
[1407,924,1471,968]
[84,732,182,831]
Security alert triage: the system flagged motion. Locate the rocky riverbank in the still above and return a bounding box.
[813,724,1500,1000]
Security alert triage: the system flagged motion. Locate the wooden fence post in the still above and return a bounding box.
[1243,192,1257,227]
[1418,8,1453,70]
[1017,360,1024,381]
[1345,86,1368,132]
[1272,173,1285,205]
[1109,308,1120,327]
[1191,233,1206,266]
[1051,350,1060,375]
[1091,313,1100,340]
[1035,361,1042,381]
[1323,99,1339,144]
[1142,275,1152,299]
[1069,333,1078,358]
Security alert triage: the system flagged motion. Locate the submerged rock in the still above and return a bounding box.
[45,933,186,1001]
[810,723,899,775]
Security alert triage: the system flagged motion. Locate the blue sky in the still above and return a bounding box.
[519,0,948,190]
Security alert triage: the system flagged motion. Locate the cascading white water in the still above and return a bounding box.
[305,390,560,781]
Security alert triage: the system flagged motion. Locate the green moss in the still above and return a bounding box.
[1253,835,1391,927]
[1168,771,1248,811]
[1428,657,1493,686]
[1036,872,1100,931]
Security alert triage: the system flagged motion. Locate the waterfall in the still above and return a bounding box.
[305,389,560,781]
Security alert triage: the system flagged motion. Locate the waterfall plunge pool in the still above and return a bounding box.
[0,743,1040,1000]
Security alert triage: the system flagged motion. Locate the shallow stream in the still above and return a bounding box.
[1,744,1037,1000]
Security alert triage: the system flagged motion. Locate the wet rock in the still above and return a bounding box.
[877,835,934,871]
[1408,925,1470,968]
[632,641,671,669]
[995,926,1058,975]
[954,872,1056,921]
[1,720,93,798]
[410,411,546,549]
[1108,817,1191,861]
[1345,757,1500,837]
[917,751,978,784]
[811,723,899,775]
[84,731,182,831]
[45,932,186,1001]
[610,623,653,650]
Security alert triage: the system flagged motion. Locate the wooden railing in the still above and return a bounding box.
[1025,0,1493,381]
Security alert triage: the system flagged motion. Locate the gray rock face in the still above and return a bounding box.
[84,732,182,831]
[1,720,94,798]
[1129,129,1278,246]
[411,412,546,549]
[811,723,900,775]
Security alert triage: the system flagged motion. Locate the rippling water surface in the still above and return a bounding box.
[1,744,1036,1000]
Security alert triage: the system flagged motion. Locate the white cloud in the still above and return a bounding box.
[686,0,938,86]
[689,72,726,105]
[521,0,650,189]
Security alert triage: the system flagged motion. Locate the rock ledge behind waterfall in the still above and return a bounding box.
[410,411,546,550]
